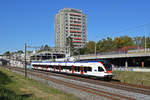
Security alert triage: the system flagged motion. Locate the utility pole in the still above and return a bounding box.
[24,43,27,77]
[24,44,42,77]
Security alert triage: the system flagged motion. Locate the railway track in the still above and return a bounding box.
[2,66,150,100]
[29,68,150,95]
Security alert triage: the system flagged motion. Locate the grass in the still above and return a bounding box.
[112,71,150,86]
[0,67,80,100]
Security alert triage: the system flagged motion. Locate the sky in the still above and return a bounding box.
[0,0,150,54]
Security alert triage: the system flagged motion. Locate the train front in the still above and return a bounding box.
[101,60,113,80]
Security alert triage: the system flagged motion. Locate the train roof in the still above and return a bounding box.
[32,60,109,64]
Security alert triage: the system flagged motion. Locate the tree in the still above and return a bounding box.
[114,37,124,49]
[27,51,32,54]
[145,37,150,48]
[38,44,52,52]
[79,48,85,55]
[66,36,74,56]
[43,44,51,51]
[120,36,133,47]
[84,41,95,54]
[82,36,150,54]
[97,37,115,53]
[17,50,24,54]
[3,51,10,56]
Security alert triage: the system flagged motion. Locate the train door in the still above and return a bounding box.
[54,65,55,71]
[46,65,47,71]
[59,65,61,72]
[80,67,84,75]
[72,65,74,74]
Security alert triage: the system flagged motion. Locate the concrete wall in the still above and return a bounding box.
[113,67,150,72]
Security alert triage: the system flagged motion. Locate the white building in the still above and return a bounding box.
[55,8,86,52]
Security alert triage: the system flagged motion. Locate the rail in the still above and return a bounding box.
[1,66,137,100]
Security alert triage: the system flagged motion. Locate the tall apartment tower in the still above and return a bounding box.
[55,8,86,52]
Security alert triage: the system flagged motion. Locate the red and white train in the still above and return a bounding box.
[31,60,113,80]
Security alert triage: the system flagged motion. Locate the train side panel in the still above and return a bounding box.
[31,61,113,80]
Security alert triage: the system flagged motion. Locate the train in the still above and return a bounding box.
[31,60,113,80]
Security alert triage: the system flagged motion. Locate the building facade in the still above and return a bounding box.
[55,8,86,52]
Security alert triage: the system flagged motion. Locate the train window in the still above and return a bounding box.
[100,60,112,71]
[74,66,78,72]
[75,66,80,72]
[47,65,51,68]
[61,66,63,70]
[74,66,80,72]
[87,67,92,71]
[44,65,47,67]
[63,66,66,69]
[78,67,80,72]
[51,65,53,68]
[56,66,59,69]
[104,64,112,71]
[65,66,69,70]
[39,65,41,67]
[98,67,104,72]
[69,66,72,71]
[84,67,87,73]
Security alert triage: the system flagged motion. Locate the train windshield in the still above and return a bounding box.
[100,60,112,71]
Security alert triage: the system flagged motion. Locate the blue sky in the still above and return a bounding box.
[0,0,150,54]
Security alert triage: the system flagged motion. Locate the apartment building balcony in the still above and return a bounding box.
[70,13,81,17]
[73,37,82,40]
[70,20,81,24]
[74,34,81,37]
[70,24,81,26]
[70,30,82,33]
[72,41,82,43]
